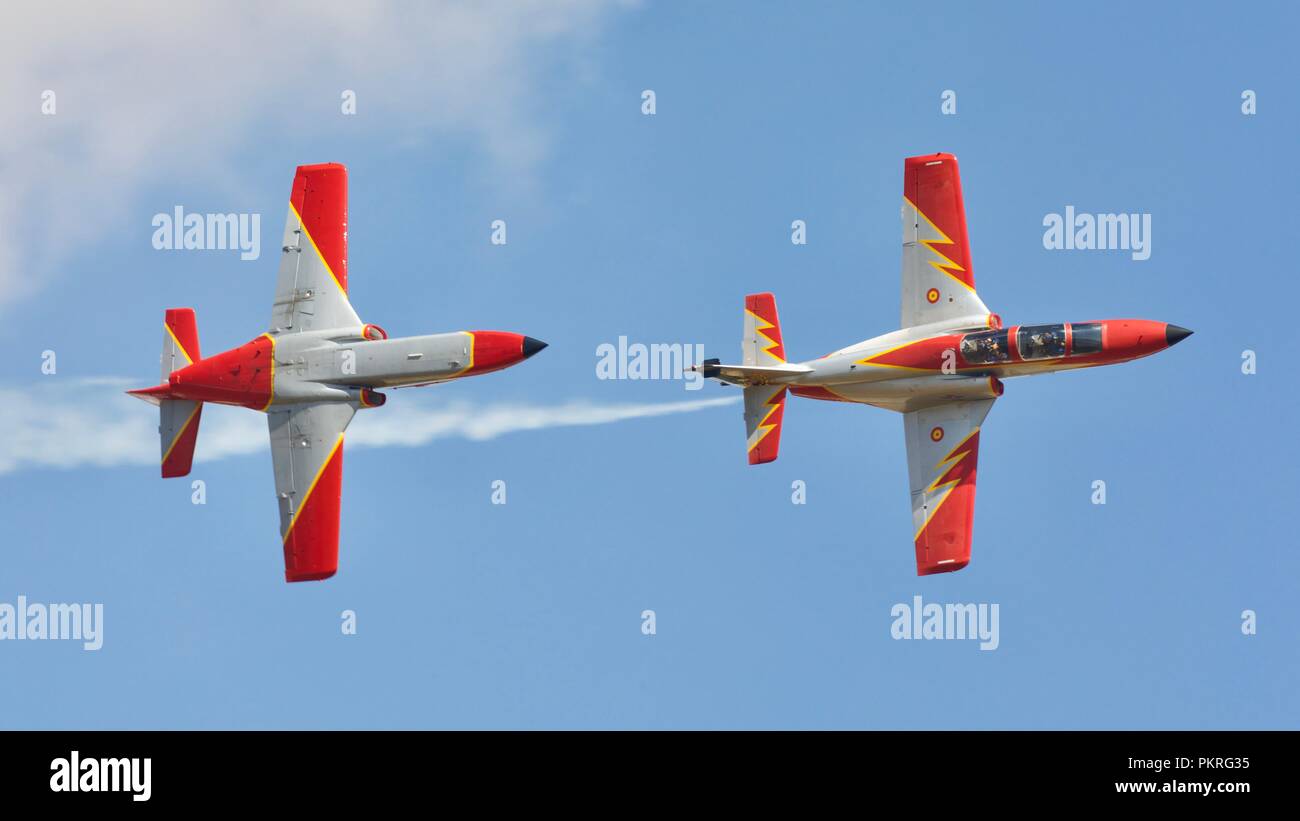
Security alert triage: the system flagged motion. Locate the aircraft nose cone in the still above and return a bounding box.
[522,336,548,359]
[1165,324,1193,347]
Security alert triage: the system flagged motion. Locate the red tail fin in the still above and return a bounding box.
[165,308,201,368]
[160,400,203,478]
[743,293,785,364]
[744,385,787,465]
[130,308,204,476]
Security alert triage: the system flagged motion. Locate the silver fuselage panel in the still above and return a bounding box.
[270,330,474,403]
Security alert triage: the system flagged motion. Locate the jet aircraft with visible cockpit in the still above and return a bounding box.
[690,153,1191,575]
[130,163,547,582]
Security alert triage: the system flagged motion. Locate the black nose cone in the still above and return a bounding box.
[1165,325,1193,347]
[522,336,548,358]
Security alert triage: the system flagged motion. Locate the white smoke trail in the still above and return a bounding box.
[0,379,737,475]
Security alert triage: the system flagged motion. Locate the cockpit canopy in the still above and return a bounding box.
[1071,322,1103,354]
[1017,324,1066,360]
[959,329,1011,364]
[959,322,1103,365]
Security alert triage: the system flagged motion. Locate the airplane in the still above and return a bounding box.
[689,153,1191,576]
[129,163,547,582]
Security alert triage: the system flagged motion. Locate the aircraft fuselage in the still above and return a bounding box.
[782,318,1190,412]
[135,326,546,411]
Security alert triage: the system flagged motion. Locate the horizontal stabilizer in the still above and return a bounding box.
[163,308,201,379]
[744,292,785,365]
[744,385,787,464]
[160,399,202,478]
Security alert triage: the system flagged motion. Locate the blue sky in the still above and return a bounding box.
[1,1,1296,728]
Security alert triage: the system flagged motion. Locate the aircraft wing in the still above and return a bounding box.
[900,154,991,330]
[271,163,362,334]
[268,402,356,582]
[903,398,994,575]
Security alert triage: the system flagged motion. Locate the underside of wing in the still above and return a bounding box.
[271,163,362,334]
[268,403,356,582]
[903,398,994,575]
[900,153,991,330]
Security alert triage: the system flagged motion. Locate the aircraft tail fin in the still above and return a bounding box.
[744,385,787,465]
[743,292,785,365]
[159,399,203,478]
[127,308,204,476]
[161,308,201,380]
[740,294,789,463]
[686,293,792,463]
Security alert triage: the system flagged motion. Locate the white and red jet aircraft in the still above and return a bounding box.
[130,163,546,582]
[691,153,1191,576]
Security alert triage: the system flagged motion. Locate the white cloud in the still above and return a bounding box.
[0,379,737,475]
[0,0,625,306]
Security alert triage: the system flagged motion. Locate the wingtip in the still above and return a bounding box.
[285,569,337,583]
[917,559,971,576]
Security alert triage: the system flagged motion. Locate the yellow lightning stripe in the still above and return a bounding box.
[855,339,932,371]
[913,426,980,537]
[282,433,345,542]
[747,391,785,452]
[165,322,195,366]
[926,426,979,492]
[160,403,201,466]
[746,309,784,363]
[289,201,349,301]
[905,194,976,294]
